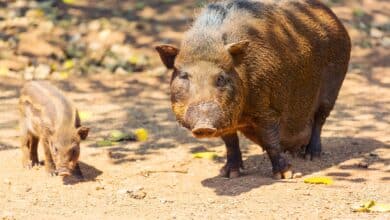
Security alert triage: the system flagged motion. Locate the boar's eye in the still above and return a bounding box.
[178,71,189,79]
[216,74,227,88]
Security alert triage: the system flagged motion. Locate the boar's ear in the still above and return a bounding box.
[225,40,249,64]
[155,45,179,69]
[77,126,89,140]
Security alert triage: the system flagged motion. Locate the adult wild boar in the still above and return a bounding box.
[156,0,350,178]
[19,81,89,178]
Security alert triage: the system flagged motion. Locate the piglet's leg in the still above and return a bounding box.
[20,131,39,169]
[41,138,56,176]
[258,124,292,179]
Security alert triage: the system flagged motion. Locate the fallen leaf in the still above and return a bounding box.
[128,55,139,65]
[59,71,69,79]
[62,0,75,4]
[134,128,148,141]
[96,140,116,147]
[109,130,136,142]
[63,59,74,70]
[353,201,390,212]
[369,203,390,212]
[79,111,92,120]
[303,176,333,185]
[193,152,218,160]
[0,67,9,76]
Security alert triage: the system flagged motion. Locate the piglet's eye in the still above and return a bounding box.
[216,74,226,87]
[178,71,189,79]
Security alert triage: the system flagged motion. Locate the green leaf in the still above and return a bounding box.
[97,140,115,147]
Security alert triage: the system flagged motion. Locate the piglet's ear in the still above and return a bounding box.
[225,40,249,64]
[77,126,89,140]
[155,45,179,69]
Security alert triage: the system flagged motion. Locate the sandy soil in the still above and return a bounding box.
[0,0,389,219]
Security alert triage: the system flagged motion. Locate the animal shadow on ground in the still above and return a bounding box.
[63,161,103,185]
[202,137,388,196]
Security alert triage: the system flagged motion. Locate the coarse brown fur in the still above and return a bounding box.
[156,0,351,178]
[19,81,89,177]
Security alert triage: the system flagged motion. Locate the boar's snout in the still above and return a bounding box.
[185,102,222,138]
[192,124,217,138]
[57,167,71,177]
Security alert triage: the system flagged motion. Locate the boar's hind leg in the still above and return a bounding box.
[306,63,347,160]
[220,133,243,178]
[305,109,327,160]
[259,124,293,179]
[21,132,39,169]
[41,138,56,176]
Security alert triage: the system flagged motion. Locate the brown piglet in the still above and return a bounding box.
[19,81,89,178]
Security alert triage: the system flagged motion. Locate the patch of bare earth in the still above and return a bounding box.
[0,0,389,219]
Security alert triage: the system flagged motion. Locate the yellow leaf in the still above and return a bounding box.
[63,0,75,4]
[192,152,218,160]
[134,128,148,142]
[63,59,74,69]
[0,67,9,76]
[59,71,69,79]
[303,176,333,185]
[353,201,390,213]
[128,55,139,65]
[79,111,92,120]
[369,203,390,212]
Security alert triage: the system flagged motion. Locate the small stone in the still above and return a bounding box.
[370,28,384,38]
[1,211,15,220]
[293,172,303,179]
[369,152,378,157]
[95,185,105,190]
[381,37,390,47]
[114,67,128,75]
[88,20,101,31]
[3,178,11,185]
[25,187,32,192]
[34,64,51,80]
[129,191,146,200]
[357,161,369,168]
[117,189,129,195]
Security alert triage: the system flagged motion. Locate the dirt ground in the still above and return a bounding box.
[0,0,389,219]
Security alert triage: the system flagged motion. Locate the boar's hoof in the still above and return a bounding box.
[220,163,243,178]
[273,167,293,179]
[303,151,321,161]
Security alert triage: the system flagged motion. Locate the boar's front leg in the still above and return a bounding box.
[41,137,56,176]
[220,132,243,178]
[258,124,293,179]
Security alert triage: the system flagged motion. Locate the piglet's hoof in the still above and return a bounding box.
[46,169,57,177]
[273,167,293,179]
